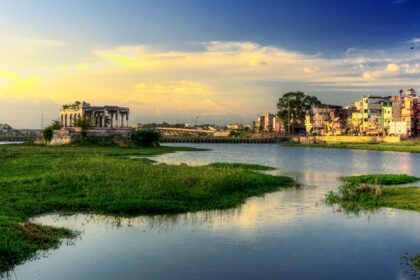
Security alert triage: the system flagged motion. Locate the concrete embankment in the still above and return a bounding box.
[293,135,403,144]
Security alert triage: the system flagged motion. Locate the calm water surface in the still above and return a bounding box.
[0,141,23,145]
[8,144,420,280]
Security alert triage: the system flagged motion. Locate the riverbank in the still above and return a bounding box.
[326,174,420,213]
[290,141,420,153]
[0,144,294,275]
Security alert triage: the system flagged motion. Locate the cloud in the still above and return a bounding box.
[2,39,420,127]
[134,81,211,96]
[409,38,420,44]
[385,63,400,72]
[0,69,41,96]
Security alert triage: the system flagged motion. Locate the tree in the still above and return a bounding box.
[74,118,91,138]
[277,91,321,134]
[42,120,62,142]
[131,130,161,147]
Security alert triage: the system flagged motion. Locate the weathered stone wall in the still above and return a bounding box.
[49,128,132,146]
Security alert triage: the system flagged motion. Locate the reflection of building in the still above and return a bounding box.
[60,101,130,128]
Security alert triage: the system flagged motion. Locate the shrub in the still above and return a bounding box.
[131,130,161,147]
[42,120,62,142]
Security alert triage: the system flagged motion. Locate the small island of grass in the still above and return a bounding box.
[326,174,420,213]
[0,144,294,275]
[206,162,276,170]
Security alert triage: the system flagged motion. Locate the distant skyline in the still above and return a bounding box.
[1,0,420,128]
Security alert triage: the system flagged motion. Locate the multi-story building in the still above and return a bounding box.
[256,113,275,132]
[381,101,393,134]
[361,95,390,134]
[273,116,283,134]
[303,88,419,137]
[400,89,419,136]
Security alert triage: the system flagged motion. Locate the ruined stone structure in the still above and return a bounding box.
[59,102,130,128]
[50,102,132,146]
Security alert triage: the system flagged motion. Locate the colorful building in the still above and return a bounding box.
[361,95,390,134]
[303,88,419,137]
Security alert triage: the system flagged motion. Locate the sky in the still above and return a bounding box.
[0,0,420,128]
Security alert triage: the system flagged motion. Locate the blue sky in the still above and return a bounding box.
[0,0,419,127]
[2,0,419,53]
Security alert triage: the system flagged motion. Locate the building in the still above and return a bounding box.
[305,104,346,135]
[303,88,418,137]
[227,123,243,130]
[361,95,390,134]
[0,123,13,134]
[400,89,419,136]
[256,113,275,132]
[273,116,283,134]
[50,101,131,146]
[381,101,393,134]
[60,101,130,129]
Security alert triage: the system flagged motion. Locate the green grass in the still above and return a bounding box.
[414,254,420,270]
[290,141,420,153]
[0,144,294,275]
[342,174,420,185]
[206,162,275,170]
[326,174,420,213]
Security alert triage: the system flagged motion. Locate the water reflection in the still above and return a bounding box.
[9,144,420,280]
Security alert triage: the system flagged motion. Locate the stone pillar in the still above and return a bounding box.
[120,112,124,128]
[125,112,129,128]
[110,113,114,128]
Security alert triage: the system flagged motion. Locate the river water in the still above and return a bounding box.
[0,141,24,145]
[9,144,420,280]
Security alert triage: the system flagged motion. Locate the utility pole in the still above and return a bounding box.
[288,99,291,135]
[41,113,44,129]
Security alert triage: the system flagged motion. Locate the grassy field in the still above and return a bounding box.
[326,174,420,213]
[290,141,420,153]
[0,144,294,275]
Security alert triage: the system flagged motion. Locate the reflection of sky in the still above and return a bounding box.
[152,144,420,177]
[11,144,420,280]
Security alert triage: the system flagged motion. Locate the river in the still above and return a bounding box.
[0,141,24,145]
[8,144,420,280]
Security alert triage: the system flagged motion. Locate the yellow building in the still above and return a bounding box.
[381,102,393,134]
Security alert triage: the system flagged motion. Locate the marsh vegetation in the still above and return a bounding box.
[0,144,294,275]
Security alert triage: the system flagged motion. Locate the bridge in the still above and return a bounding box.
[160,136,289,144]
[0,135,38,142]
[155,127,215,137]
